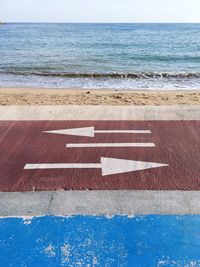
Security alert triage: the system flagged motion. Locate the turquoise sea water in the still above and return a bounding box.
[0,23,200,89]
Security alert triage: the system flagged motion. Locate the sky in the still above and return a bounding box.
[1,0,200,23]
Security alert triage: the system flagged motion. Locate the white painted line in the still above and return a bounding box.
[66,143,155,148]
[24,163,100,169]
[1,190,200,216]
[96,130,151,134]
[44,127,151,137]
[24,157,168,176]
[0,106,199,120]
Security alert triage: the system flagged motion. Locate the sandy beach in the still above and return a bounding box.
[0,87,200,105]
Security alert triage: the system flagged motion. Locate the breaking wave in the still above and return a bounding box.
[1,70,200,79]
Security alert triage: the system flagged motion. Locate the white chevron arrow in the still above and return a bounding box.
[24,157,168,176]
[43,127,151,137]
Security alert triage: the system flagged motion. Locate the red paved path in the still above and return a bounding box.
[0,120,200,192]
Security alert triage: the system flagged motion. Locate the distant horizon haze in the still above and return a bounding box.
[1,0,200,23]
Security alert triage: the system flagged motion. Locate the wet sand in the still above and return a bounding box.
[0,87,200,105]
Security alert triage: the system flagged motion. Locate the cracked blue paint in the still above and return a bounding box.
[0,215,200,266]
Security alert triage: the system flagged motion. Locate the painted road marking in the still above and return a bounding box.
[44,126,151,137]
[66,142,155,148]
[24,157,168,176]
[1,120,200,191]
[25,163,100,170]
[1,107,200,266]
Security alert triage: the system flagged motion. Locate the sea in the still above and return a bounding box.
[0,23,200,90]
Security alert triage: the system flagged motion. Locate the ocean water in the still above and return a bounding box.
[0,23,200,89]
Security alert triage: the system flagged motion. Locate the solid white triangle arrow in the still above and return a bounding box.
[44,127,95,137]
[101,157,169,176]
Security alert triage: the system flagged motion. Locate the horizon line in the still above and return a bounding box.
[3,21,200,24]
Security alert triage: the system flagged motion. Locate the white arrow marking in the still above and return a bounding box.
[24,157,168,176]
[66,143,155,148]
[101,158,168,176]
[43,127,151,137]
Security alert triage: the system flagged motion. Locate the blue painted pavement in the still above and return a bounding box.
[0,215,200,267]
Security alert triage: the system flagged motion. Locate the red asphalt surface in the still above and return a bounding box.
[0,120,200,192]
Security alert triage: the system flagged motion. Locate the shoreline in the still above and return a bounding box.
[0,87,200,105]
